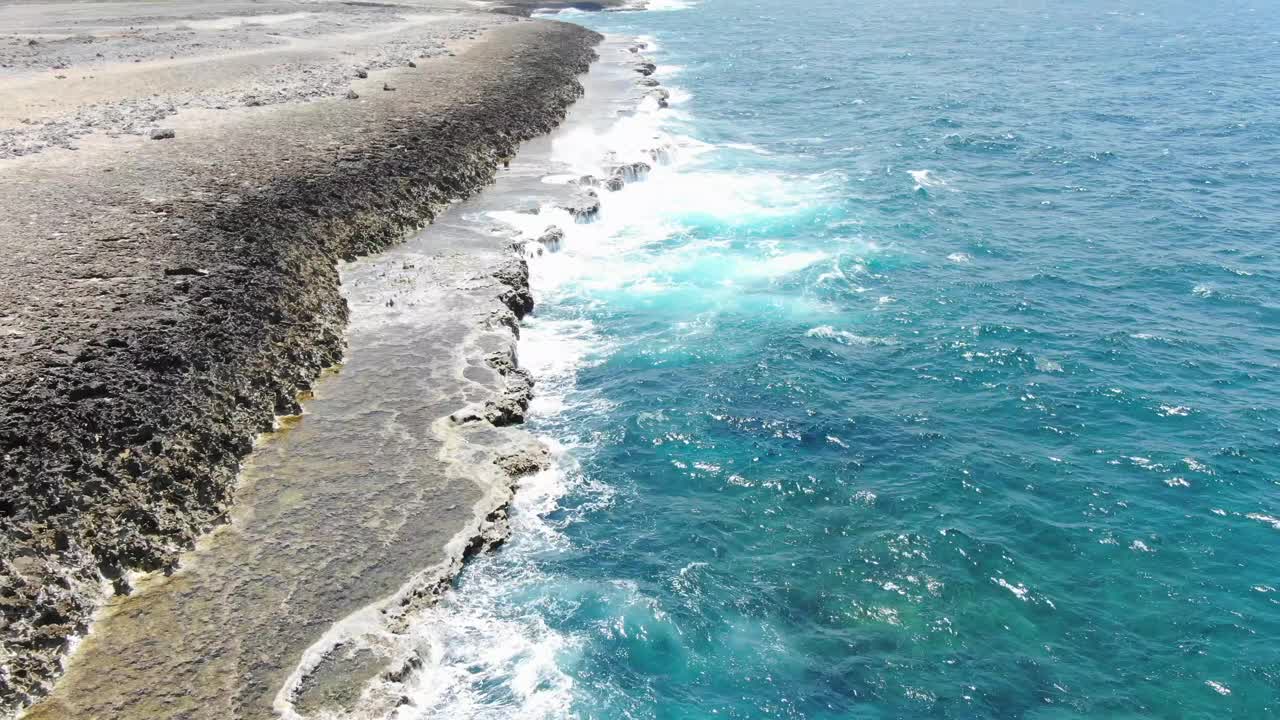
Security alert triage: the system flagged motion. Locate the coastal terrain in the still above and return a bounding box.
[6,0,1277,717]
[0,0,625,714]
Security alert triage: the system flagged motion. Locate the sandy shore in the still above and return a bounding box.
[0,0,601,713]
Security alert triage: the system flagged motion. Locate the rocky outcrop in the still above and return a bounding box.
[0,20,602,714]
[558,188,602,221]
[611,160,652,182]
[492,255,536,318]
[574,160,654,194]
[537,225,566,250]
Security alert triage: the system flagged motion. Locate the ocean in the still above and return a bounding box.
[401,0,1280,717]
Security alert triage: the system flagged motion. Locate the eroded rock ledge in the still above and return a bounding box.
[0,18,601,713]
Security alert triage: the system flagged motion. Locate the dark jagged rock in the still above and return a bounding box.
[537,225,565,250]
[383,653,424,684]
[484,367,534,426]
[447,344,536,429]
[648,144,675,165]
[495,444,551,477]
[610,160,650,182]
[557,188,600,222]
[492,255,534,318]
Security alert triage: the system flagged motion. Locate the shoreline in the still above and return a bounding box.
[0,2,602,713]
[276,36,667,715]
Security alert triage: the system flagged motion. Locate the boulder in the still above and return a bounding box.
[536,225,565,250]
[610,161,651,182]
[556,189,600,222]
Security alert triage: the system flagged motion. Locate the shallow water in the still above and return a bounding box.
[412,1,1280,717]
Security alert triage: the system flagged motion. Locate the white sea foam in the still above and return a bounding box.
[736,250,828,278]
[1183,457,1213,474]
[644,0,697,10]
[635,34,661,52]
[1206,680,1232,696]
[806,325,895,346]
[496,109,836,300]
[992,577,1029,600]
[1246,512,1280,530]
[908,169,946,190]
[520,318,611,416]
[1035,357,1063,372]
[723,141,771,155]
[665,86,693,105]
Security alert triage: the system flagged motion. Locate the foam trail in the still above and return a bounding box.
[909,169,946,190]
[806,325,896,346]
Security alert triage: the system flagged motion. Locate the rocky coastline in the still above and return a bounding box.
[0,3,602,713]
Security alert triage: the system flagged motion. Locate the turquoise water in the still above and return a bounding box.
[408,1,1280,717]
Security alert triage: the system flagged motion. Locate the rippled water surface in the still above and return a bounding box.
[412,1,1280,717]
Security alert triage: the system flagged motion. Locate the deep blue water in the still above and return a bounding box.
[408,1,1280,717]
